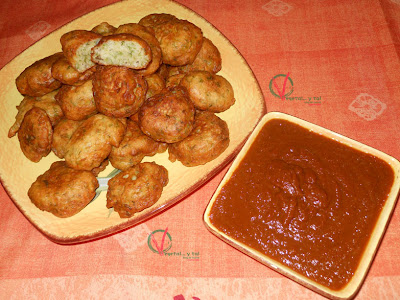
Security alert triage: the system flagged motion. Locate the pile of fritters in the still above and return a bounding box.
[9,13,235,218]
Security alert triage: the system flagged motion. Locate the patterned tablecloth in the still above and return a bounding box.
[1,0,400,299]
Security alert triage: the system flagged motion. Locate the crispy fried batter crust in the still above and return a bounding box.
[168,111,229,166]
[56,80,97,121]
[52,55,95,86]
[51,118,83,158]
[17,107,53,162]
[93,65,147,118]
[16,53,63,97]
[138,86,195,143]
[28,161,99,218]
[106,162,168,218]
[180,71,235,112]
[9,90,63,138]
[153,19,203,66]
[109,119,167,170]
[64,114,126,171]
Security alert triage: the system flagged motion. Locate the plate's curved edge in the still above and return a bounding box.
[0,0,267,244]
[0,175,55,241]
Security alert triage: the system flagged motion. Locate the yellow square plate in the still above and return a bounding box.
[0,0,265,244]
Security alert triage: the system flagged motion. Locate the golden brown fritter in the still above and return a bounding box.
[106,162,168,218]
[109,119,167,170]
[8,90,63,138]
[91,33,152,69]
[174,37,222,74]
[64,114,126,171]
[52,55,95,86]
[55,80,97,121]
[168,111,229,167]
[153,19,203,66]
[165,73,185,88]
[28,161,99,218]
[60,30,102,72]
[91,22,116,36]
[138,13,178,29]
[16,53,63,97]
[129,112,139,123]
[92,65,147,118]
[155,64,169,81]
[115,23,162,76]
[51,118,83,158]
[180,71,235,112]
[138,86,195,143]
[144,73,165,99]
[17,107,53,162]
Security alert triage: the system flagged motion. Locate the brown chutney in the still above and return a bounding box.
[209,119,394,290]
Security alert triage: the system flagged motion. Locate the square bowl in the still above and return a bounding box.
[203,111,400,299]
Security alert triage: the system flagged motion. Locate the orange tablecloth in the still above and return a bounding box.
[1,0,400,299]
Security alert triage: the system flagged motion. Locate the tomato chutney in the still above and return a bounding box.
[209,118,395,290]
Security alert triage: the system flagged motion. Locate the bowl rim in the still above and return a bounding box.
[203,111,400,300]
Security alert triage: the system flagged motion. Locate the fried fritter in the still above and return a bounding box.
[180,71,235,112]
[28,161,99,218]
[144,73,165,99]
[60,30,101,72]
[138,13,178,29]
[55,80,97,120]
[52,55,95,86]
[16,53,63,97]
[8,90,63,138]
[138,86,195,143]
[92,65,147,118]
[64,114,126,171]
[91,33,152,69]
[173,37,222,74]
[106,162,168,218]
[51,118,83,158]
[153,19,203,66]
[109,119,167,170]
[17,107,53,162]
[165,73,185,88]
[91,22,116,36]
[129,112,139,123]
[168,111,229,167]
[115,23,162,76]
[155,63,169,81]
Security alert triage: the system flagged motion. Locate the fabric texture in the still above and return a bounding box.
[1,0,400,299]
